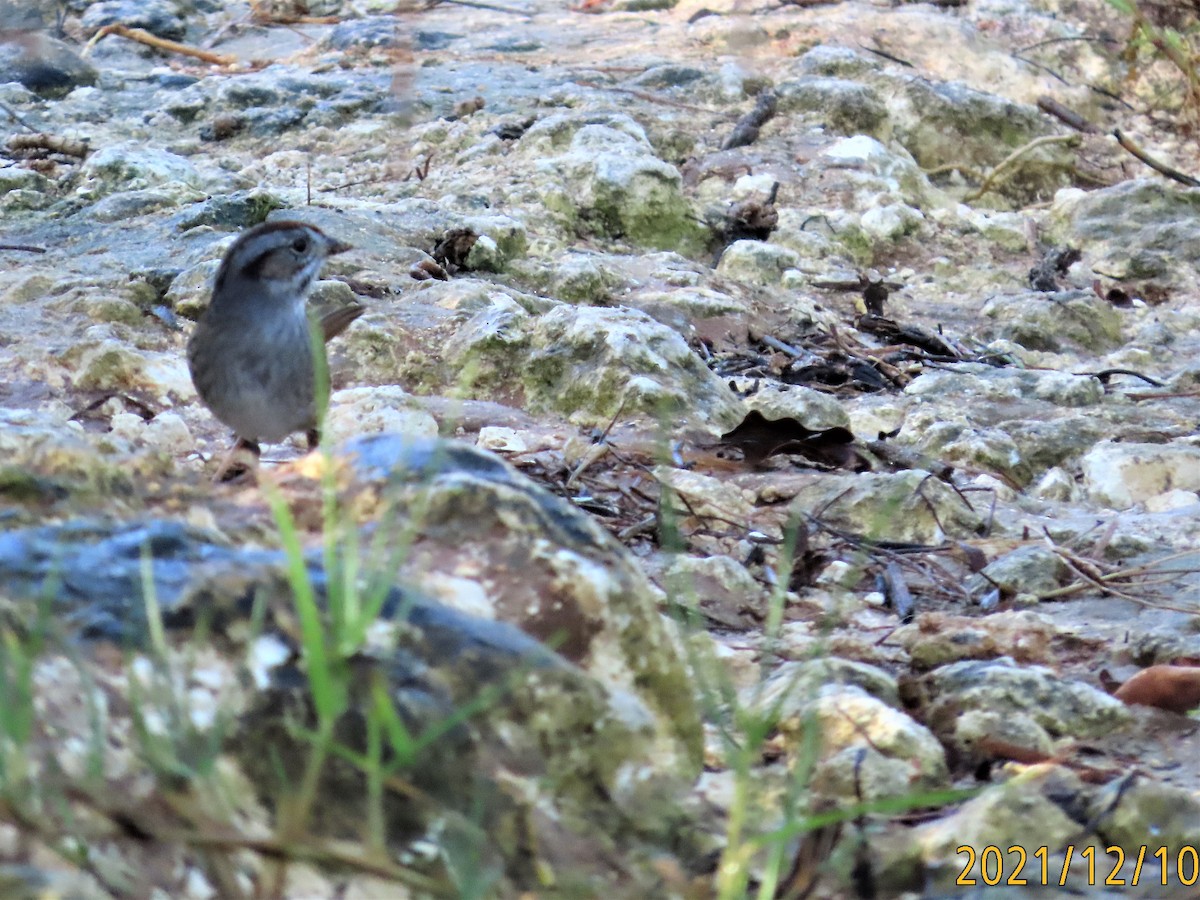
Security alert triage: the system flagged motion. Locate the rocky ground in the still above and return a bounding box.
[1,0,1200,897]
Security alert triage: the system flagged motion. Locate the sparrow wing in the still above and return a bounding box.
[319,303,366,342]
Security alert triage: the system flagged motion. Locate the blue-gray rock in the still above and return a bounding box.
[490,37,541,53]
[0,33,97,98]
[0,0,45,28]
[81,0,188,41]
[216,80,282,108]
[415,30,462,50]
[240,105,307,135]
[154,71,198,89]
[0,514,562,687]
[85,183,207,222]
[322,16,402,50]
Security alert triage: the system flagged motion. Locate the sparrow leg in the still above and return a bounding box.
[213,437,261,483]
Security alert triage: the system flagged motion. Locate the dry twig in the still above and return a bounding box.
[86,24,238,66]
[573,80,713,113]
[1113,129,1200,187]
[963,134,1082,201]
[1037,548,1200,612]
[1036,96,1099,133]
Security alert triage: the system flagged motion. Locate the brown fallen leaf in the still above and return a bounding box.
[719,192,778,243]
[409,258,449,281]
[431,227,479,274]
[1113,665,1200,714]
[975,736,1117,784]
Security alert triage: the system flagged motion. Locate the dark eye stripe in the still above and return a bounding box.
[239,246,278,280]
[212,223,324,298]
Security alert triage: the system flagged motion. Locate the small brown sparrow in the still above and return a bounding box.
[187,220,364,481]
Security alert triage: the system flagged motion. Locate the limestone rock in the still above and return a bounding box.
[811,135,933,209]
[981,291,1125,353]
[906,364,1104,407]
[891,79,1070,205]
[165,259,221,320]
[1081,441,1200,509]
[716,240,800,285]
[527,114,707,252]
[0,508,704,892]
[339,433,704,773]
[507,305,745,429]
[894,610,1068,669]
[788,470,984,544]
[805,688,949,801]
[325,387,439,445]
[742,384,850,431]
[77,144,206,199]
[1052,180,1200,288]
[747,658,901,711]
[1091,777,1200,852]
[908,657,1131,754]
[661,553,767,630]
[969,545,1070,600]
[775,77,888,137]
[885,767,1101,893]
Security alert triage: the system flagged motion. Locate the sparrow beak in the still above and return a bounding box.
[328,237,353,256]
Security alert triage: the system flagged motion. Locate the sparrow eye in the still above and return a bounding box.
[292,235,309,253]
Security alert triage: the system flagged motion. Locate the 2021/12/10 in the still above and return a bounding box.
[956,844,1200,887]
